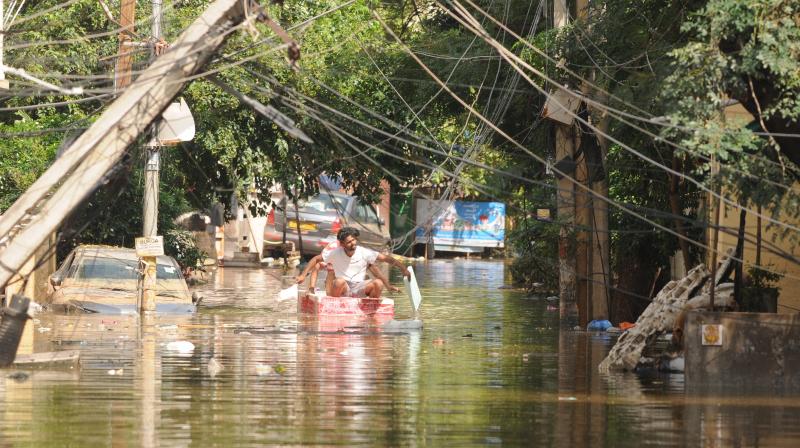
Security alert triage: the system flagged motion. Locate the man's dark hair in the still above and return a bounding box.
[337,226,360,242]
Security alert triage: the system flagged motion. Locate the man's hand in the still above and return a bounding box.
[295,273,306,284]
[388,284,401,293]
[401,266,411,278]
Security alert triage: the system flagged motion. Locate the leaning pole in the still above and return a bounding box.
[0,0,249,290]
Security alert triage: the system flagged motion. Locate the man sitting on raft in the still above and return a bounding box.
[296,226,409,298]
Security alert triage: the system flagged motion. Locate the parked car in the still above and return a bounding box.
[47,245,197,314]
[263,192,391,256]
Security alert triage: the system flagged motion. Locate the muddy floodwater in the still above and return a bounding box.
[3,260,800,446]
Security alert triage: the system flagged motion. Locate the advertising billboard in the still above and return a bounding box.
[415,199,505,250]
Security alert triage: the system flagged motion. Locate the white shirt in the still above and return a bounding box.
[322,245,379,283]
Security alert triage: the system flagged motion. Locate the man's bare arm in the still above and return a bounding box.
[376,253,410,277]
[368,264,400,292]
[296,255,322,284]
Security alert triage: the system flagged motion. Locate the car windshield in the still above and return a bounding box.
[298,194,347,214]
[75,256,182,281]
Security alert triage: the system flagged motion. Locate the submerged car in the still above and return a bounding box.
[47,245,197,314]
[264,192,391,256]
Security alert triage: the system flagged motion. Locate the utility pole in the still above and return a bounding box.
[112,0,159,312]
[575,131,591,325]
[553,0,578,326]
[115,0,135,91]
[574,0,610,325]
[139,0,164,313]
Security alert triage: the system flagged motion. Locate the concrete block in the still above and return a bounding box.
[685,311,800,391]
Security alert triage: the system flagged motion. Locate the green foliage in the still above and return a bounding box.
[509,217,560,292]
[664,0,800,222]
[164,229,207,273]
[0,112,66,210]
[748,264,783,289]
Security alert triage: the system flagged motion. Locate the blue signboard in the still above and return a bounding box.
[415,199,505,248]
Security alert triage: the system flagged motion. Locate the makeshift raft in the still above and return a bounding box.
[298,292,394,317]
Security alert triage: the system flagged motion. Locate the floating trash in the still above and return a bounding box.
[255,363,273,376]
[207,357,223,378]
[382,319,423,331]
[7,371,29,382]
[165,341,195,353]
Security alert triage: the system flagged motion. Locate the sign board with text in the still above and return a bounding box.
[135,236,164,257]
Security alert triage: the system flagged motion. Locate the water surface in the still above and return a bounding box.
[2,260,799,446]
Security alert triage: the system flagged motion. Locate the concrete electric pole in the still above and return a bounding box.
[552,0,578,326]
[139,0,165,313]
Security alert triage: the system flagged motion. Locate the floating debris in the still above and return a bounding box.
[255,363,273,376]
[7,372,29,382]
[165,341,195,353]
[382,319,423,331]
[207,357,223,378]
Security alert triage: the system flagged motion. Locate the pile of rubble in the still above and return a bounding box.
[599,248,737,372]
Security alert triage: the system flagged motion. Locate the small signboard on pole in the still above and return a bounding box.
[135,236,164,257]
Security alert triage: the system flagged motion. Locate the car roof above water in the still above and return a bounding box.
[73,245,177,265]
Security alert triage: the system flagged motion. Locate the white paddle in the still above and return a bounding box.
[382,266,423,331]
[403,265,423,314]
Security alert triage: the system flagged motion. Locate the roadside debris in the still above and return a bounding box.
[599,248,736,372]
[587,320,612,331]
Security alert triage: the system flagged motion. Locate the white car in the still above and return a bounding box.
[48,245,198,314]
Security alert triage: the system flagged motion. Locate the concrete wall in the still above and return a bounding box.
[714,202,800,312]
[685,311,800,391]
[715,103,800,312]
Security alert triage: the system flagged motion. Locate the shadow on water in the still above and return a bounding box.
[2,260,800,446]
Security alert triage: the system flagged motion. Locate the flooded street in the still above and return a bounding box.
[3,260,800,446]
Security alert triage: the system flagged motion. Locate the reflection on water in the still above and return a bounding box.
[2,260,800,446]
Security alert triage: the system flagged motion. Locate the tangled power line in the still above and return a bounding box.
[2,0,799,314]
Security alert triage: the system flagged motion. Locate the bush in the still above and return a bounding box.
[164,229,207,275]
[508,218,560,292]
